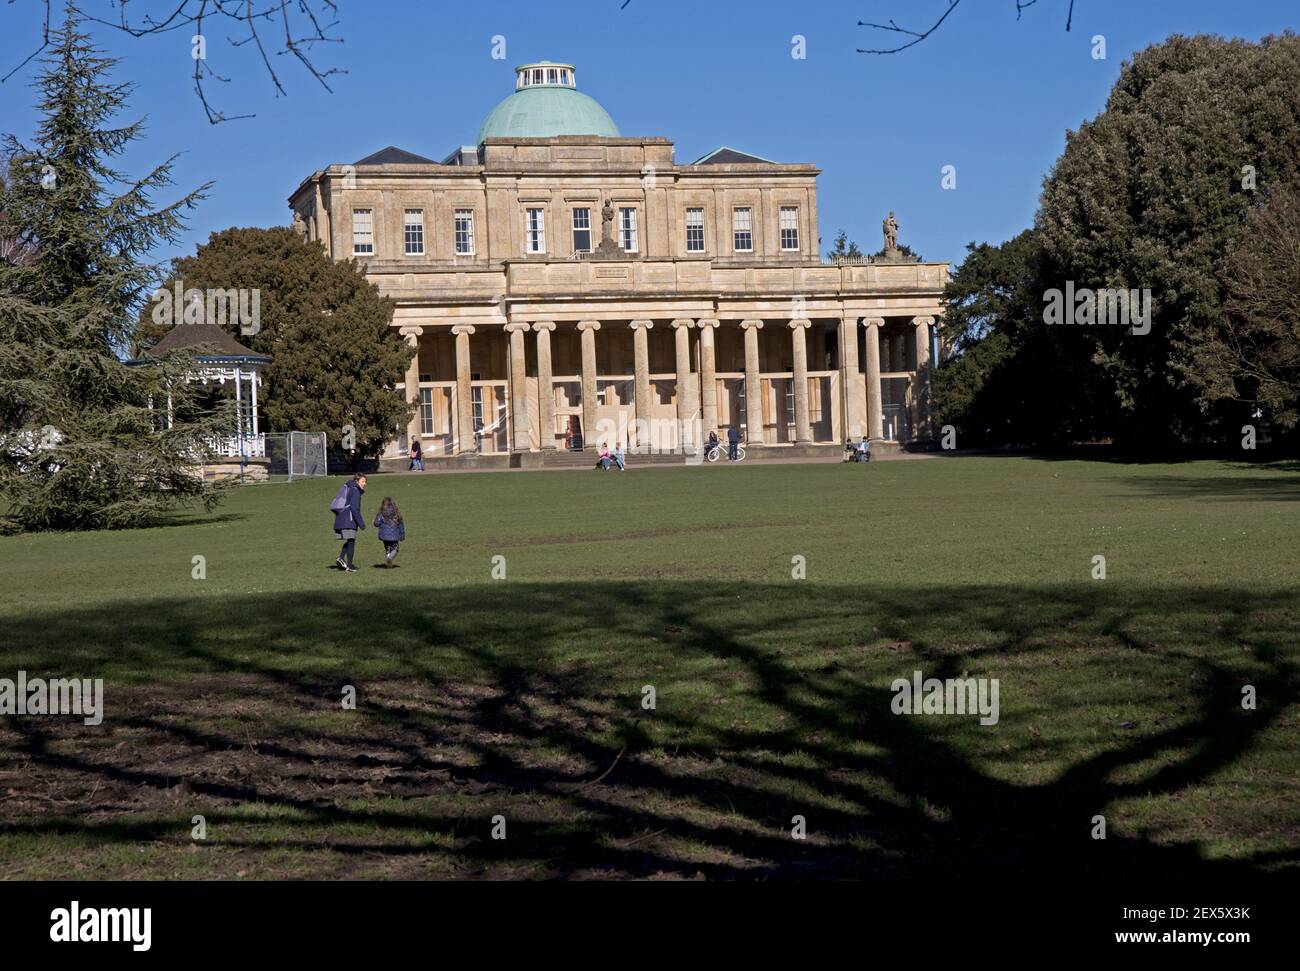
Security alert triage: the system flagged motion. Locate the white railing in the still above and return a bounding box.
[209,434,266,458]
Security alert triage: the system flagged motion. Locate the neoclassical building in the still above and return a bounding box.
[287,61,948,465]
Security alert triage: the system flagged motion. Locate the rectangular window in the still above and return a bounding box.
[572,207,591,252]
[619,207,638,252]
[685,207,705,253]
[454,209,475,255]
[525,207,545,254]
[779,206,799,251]
[352,208,373,255]
[733,207,753,253]
[547,68,558,84]
[404,209,424,256]
[419,387,434,435]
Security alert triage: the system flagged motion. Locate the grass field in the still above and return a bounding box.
[0,456,1297,880]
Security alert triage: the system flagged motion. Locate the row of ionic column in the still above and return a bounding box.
[405,316,934,453]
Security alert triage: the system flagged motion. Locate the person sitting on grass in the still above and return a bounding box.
[594,442,612,471]
[613,443,626,471]
[373,497,406,567]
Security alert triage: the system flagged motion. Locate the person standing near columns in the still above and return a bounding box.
[577,321,600,450]
[671,318,696,451]
[630,320,654,450]
[740,319,764,445]
[533,321,557,450]
[912,316,935,441]
[697,318,720,439]
[504,322,530,452]
[451,325,476,454]
[398,325,424,454]
[789,319,812,444]
[862,317,885,442]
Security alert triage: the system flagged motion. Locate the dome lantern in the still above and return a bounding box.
[477,60,620,144]
[516,61,576,89]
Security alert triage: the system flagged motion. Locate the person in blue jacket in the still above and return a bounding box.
[373,497,407,567]
[333,473,367,573]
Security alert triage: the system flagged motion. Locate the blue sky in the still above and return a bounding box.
[0,0,1294,267]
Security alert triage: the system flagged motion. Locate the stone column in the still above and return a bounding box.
[913,316,934,440]
[533,321,556,450]
[789,318,812,444]
[630,319,654,449]
[671,318,696,448]
[398,325,424,448]
[452,325,476,454]
[697,318,720,437]
[740,319,764,444]
[505,322,530,452]
[577,320,600,449]
[838,316,864,441]
[863,317,885,442]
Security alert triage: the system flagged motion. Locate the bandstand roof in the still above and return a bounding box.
[133,323,271,366]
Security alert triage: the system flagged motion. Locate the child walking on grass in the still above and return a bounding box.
[373,497,406,567]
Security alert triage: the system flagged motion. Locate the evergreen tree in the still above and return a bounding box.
[1034,32,1300,447]
[136,226,414,459]
[940,32,1300,449]
[0,6,223,532]
[1184,181,1300,439]
[825,230,864,262]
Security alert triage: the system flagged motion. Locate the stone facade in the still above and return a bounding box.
[287,62,948,462]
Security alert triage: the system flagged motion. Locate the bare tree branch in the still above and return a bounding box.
[858,0,1077,55]
[2,1,346,124]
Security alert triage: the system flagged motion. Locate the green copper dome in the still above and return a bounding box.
[477,62,620,143]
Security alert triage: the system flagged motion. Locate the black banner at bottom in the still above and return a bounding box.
[0,874,1284,957]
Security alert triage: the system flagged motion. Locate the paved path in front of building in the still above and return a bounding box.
[386,450,937,475]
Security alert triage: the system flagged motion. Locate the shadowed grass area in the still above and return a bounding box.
[0,458,1297,878]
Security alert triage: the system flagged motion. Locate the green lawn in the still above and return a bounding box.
[0,456,1297,879]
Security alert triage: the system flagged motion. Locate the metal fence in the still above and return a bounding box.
[262,431,328,480]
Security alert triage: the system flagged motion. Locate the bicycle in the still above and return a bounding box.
[706,442,746,463]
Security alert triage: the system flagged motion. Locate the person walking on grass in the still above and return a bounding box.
[373,497,406,567]
[331,473,367,573]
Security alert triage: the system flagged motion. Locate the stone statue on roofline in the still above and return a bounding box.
[882,210,899,253]
[292,210,308,241]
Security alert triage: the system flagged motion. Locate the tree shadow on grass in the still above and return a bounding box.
[1111,474,1300,503]
[0,582,1296,880]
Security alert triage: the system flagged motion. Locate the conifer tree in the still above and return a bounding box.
[0,5,224,531]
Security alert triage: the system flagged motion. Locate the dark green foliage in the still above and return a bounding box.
[137,227,414,459]
[941,32,1300,448]
[825,230,864,261]
[0,9,224,532]
[1178,181,1300,443]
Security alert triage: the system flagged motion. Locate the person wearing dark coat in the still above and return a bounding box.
[373,497,407,567]
[333,474,367,573]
